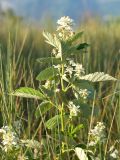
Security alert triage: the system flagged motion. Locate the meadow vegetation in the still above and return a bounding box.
[0,13,120,159]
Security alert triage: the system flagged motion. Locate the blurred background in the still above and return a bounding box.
[0,0,120,141]
[0,1,119,88]
[0,0,119,93]
[0,0,120,22]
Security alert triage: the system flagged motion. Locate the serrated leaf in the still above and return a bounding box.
[77,43,89,50]
[75,147,88,160]
[45,115,61,129]
[80,72,117,82]
[43,31,61,49]
[35,101,53,118]
[12,87,45,99]
[36,67,59,81]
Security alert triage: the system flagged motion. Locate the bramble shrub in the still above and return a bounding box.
[0,16,117,160]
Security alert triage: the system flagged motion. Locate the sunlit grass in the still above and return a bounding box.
[0,16,119,159]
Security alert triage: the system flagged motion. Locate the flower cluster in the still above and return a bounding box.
[0,126,19,152]
[74,63,85,78]
[57,16,74,40]
[65,65,74,78]
[68,59,85,77]
[68,101,80,118]
[0,125,41,159]
[88,122,106,146]
[79,89,91,99]
[61,59,85,80]
[107,145,119,159]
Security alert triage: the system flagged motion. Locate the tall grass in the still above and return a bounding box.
[0,16,119,159]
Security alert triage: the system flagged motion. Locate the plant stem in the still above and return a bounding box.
[60,42,65,153]
[61,103,64,132]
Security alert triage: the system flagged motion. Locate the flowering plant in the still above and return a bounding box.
[12,16,117,159]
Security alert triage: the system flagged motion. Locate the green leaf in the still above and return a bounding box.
[71,124,84,135]
[35,101,53,118]
[75,147,88,160]
[80,103,92,118]
[40,86,54,97]
[12,87,45,99]
[36,67,59,81]
[43,31,61,49]
[63,43,88,56]
[63,46,80,56]
[76,43,89,50]
[45,115,61,129]
[67,31,83,44]
[80,72,117,82]
[73,100,91,118]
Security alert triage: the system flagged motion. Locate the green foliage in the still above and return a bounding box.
[70,124,84,135]
[67,31,83,44]
[73,100,92,118]
[43,31,61,49]
[45,114,61,129]
[80,72,117,82]
[72,80,95,99]
[36,66,59,81]
[35,101,53,118]
[76,43,89,50]
[0,16,118,159]
[12,87,45,99]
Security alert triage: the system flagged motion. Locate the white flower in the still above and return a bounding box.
[110,149,119,159]
[74,63,85,78]
[44,80,51,89]
[65,66,73,77]
[68,101,80,118]
[0,126,19,152]
[52,48,62,58]
[109,146,119,159]
[55,88,60,93]
[62,73,69,82]
[88,122,106,146]
[67,59,85,79]
[79,89,90,99]
[69,59,76,66]
[57,16,74,40]
[52,48,57,56]
[57,16,73,28]
[53,64,61,71]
